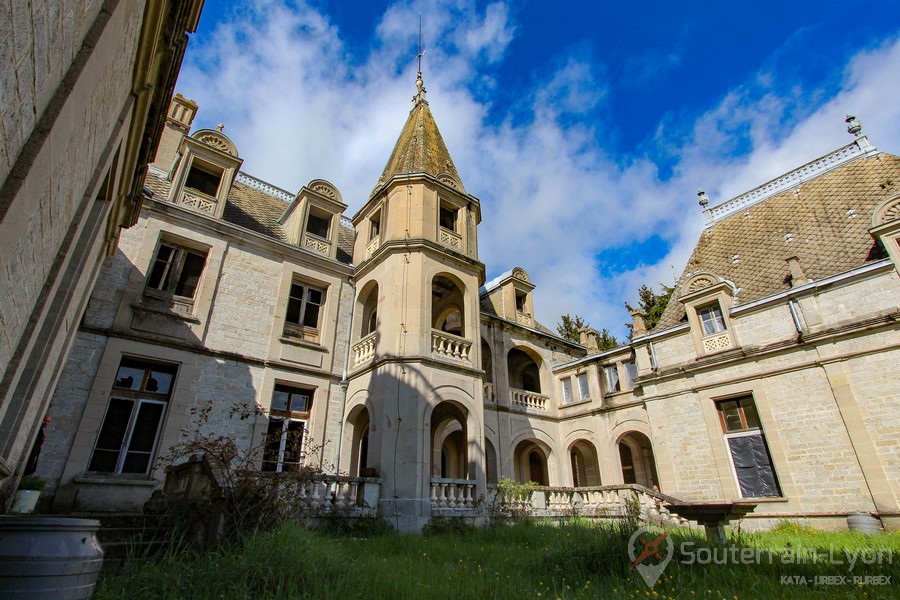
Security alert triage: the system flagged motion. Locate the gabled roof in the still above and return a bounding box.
[654,149,900,331]
[372,76,465,196]
[144,169,354,264]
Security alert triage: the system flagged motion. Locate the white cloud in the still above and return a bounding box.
[177,2,900,340]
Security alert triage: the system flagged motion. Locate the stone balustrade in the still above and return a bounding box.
[430,478,477,513]
[176,189,218,213]
[510,388,548,411]
[489,484,688,526]
[483,382,494,404]
[352,333,376,366]
[282,474,380,517]
[431,330,472,364]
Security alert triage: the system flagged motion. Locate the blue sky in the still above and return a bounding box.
[179,0,900,339]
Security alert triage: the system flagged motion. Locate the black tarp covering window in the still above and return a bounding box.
[728,433,781,497]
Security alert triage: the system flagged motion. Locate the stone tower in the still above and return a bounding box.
[342,74,487,531]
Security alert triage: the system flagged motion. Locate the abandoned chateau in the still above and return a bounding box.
[2,3,899,534]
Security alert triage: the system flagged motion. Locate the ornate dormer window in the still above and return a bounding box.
[279,179,347,260]
[679,272,739,356]
[167,127,242,218]
[869,194,900,272]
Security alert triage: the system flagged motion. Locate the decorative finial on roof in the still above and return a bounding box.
[215,123,224,132]
[698,189,709,208]
[413,15,428,105]
[845,114,862,137]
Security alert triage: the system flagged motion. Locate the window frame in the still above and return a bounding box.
[87,357,177,477]
[715,395,782,499]
[143,239,209,314]
[262,384,314,473]
[698,302,727,336]
[283,279,326,344]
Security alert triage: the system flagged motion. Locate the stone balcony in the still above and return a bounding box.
[431,330,472,365]
[352,332,376,367]
[509,388,549,412]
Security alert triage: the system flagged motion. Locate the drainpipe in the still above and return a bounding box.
[788,298,803,336]
[333,274,357,474]
[648,341,659,371]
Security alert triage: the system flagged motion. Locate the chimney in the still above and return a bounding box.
[151,94,199,172]
[579,327,599,354]
[785,255,809,287]
[630,309,648,336]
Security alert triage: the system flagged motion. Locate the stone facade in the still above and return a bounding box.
[35,85,900,532]
[0,0,203,506]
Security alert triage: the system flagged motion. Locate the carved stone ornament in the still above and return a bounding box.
[192,130,238,156]
[684,272,719,294]
[307,179,342,202]
[437,171,463,192]
[512,268,530,283]
[872,194,900,226]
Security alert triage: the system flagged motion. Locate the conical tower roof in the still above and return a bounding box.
[372,74,466,196]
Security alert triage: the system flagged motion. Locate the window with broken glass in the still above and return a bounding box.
[144,241,208,314]
[262,385,313,473]
[716,395,781,498]
[88,358,177,476]
[283,281,325,343]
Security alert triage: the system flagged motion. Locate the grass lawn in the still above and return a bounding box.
[95,519,899,599]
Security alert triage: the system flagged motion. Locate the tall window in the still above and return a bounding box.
[88,358,177,475]
[263,385,313,473]
[369,211,381,241]
[576,373,591,401]
[623,361,638,389]
[698,303,727,335]
[284,281,325,343]
[561,378,574,404]
[144,241,207,313]
[605,365,620,393]
[716,396,781,498]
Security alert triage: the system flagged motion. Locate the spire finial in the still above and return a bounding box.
[698,188,709,208]
[413,15,427,105]
[845,114,862,137]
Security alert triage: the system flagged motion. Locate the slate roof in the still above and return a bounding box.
[144,169,355,265]
[654,151,900,331]
[372,91,465,195]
